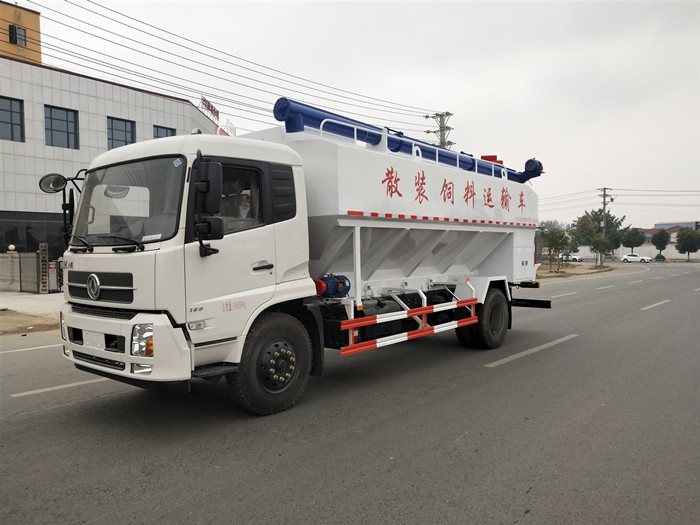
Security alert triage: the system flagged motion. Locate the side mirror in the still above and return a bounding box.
[195,162,222,214]
[196,217,224,240]
[39,173,68,193]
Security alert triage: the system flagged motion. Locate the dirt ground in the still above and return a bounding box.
[536,262,614,279]
[0,309,59,336]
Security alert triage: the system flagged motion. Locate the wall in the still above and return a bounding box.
[568,243,698,261]
[0,252,20,291]
[0,1,42,64]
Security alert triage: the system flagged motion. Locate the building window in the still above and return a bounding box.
[9,25,27,47]
[45,105,79,149]
[0,96,24,142]
[153,125,175,139]
[108,117,136,149]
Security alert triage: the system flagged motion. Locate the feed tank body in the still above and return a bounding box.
[252,127,540,298]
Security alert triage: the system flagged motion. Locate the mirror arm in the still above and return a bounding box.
[199,238,219,257]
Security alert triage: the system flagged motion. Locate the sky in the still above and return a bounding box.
[17,0,700,229]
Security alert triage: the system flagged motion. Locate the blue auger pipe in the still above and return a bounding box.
[273,98,543,183]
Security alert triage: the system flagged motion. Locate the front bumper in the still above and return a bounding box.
[60,303,192,386]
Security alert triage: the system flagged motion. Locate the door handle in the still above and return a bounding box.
[253,263,274,271]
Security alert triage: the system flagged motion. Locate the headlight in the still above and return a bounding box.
[131,323,154,357]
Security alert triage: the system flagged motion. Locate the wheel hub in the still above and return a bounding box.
[257,339,297,392]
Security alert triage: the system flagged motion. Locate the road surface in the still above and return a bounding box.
[2,262,699,524]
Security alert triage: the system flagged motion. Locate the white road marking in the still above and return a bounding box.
[10,378,108,398]
[551,292,579,298]
[485,334,579,368]
[0,344,62,354]
[596,285,615,290]
[652,276,663,280]
[641,300,671,311]
[629,280,643,284]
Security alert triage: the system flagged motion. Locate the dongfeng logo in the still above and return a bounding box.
[87,273,101,300]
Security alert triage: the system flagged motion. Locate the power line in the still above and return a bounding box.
[611,203,699,208]
[4,15,437,135]
[540,189,599,201]
[613,188,700,193]
[80,0,439,115]
[25,0,438,132]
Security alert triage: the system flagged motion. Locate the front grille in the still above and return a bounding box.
[71,304,137,320]
[73,350,126,371]
[68,271,134,303]
[70,287,133,303]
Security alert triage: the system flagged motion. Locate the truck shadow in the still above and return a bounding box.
[58,331,515,431]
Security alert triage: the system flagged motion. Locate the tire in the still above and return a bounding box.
[227,312,311,415]
[470,288,509,349]
[454,307,475,348]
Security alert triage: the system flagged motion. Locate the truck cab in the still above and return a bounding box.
[58,135,318,403]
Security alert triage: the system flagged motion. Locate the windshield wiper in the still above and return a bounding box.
[65,233,94,253]
[98,234,145,252]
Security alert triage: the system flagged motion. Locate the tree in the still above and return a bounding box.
[571,214,598,245]
[590,235,613,268]
[571,208,625,246]
[607,228,623,252]
[651,229,670,257]
[621,228,645,254]
[566,234,580,257]
[539,219,568,233]
[543,229,569,271]
[676,227,700,261]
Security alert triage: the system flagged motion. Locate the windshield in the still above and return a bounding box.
[72,156,185,246]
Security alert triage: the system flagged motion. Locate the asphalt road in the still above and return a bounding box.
[2,263,699,525]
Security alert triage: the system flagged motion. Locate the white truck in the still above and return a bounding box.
[41,98,550,415]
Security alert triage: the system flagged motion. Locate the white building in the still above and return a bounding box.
[1,53,217,260]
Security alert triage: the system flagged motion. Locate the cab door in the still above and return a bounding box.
[184,162,275,345]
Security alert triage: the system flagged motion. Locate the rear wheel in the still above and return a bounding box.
[471,288,509,349]
[455,307,476,347]
[227,312,311,415]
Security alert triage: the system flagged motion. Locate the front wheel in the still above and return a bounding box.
[471,288,509,349]
[227,312,311,415]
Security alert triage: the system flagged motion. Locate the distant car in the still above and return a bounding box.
[621,253,651,263]
[559,254,583,262]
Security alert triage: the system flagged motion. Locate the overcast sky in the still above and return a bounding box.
[22,0,700,229]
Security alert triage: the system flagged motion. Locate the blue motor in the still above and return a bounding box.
[320,274,351,298]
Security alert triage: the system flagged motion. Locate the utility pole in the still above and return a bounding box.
[599,187,614,239]
[598,187,614,266]
[425,112,454,149]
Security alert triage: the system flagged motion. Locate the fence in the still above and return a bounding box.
[0,244,61,293]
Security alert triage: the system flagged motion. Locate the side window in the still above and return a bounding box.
[220,167,262,234]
